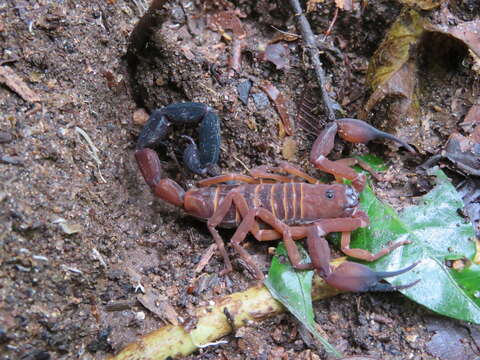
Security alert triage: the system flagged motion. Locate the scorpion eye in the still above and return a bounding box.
[325,189,335,199]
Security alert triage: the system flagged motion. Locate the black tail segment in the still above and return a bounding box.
[136,109,172,150]
[181,135,207,176]
[135,102,221,176]
[325,260,420,293]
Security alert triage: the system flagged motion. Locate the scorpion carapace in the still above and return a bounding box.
[135,102,418,293]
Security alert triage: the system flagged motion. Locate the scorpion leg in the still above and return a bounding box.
[310,119,415,191]
[338,210,411,261]
[207,190,310,279]
[250,162,320,184]
[306,220,417,292]
[207,190,251,276]
[340,231,411,261]
[197,173,261,187]
[226,202,313,279]
[136,102,221,175]
[207,189,287,278]
[333,158,381,181]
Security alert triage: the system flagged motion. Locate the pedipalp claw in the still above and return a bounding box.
[325,261,420,293]
[337,118,416,153]
[374,260,420,279]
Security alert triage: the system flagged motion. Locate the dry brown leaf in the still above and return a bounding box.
[362,10,424,148]
[461,104,480,143]
[441,133,480,176]
[365,10,424,90]
[207,10,246,38]
[335,0,353,11]
[269,32,300,44]
[258,43,290,70]
[425,19,480,58]
[282,136,297,161]
[260,81,293,136]
[0,66,41,102]
[364,60,418,123]
[137,287,180,326]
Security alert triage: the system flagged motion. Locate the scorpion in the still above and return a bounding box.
[135,102,418,292]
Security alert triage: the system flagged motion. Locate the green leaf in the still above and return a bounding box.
[352,168,480,323]
[354,154,388,172]
[264,244,342,358]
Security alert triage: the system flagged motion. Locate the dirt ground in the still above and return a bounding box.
[1,1,479,359]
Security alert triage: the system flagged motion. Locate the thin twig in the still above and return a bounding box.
[75,127,107,183]
[270,25,301,39]
[324,7,339,39]
[288,0,336,122]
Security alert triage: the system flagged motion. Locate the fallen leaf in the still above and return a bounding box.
[335,0,353,11]
[137,287,179,326]
[461,104,480,143]
[425,19,480,58]
[363,60,419,142]
[282,136,297,160]
[361,10,426,151]
[237,79,252,105]
[260,81,293,136]
[398,0,446,10]
[259,43,291,70]
[353,167,480,324]
[269,32,300,44]
[439,133,480,176]
[207,10,246,38]
[265,244,342,358]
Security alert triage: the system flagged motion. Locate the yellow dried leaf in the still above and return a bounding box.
[398,0,446,10]
[335,0,353,11]
[282,137,297,161]
[306,0,324,12]
[366,10,424,90]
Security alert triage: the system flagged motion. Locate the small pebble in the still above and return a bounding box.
[406,334,418,343]
[252,93,269,109]
[0,155,23,165]
[0,131,12,143]
[52,206,62,214]
[59,222,82,235]
[133,108,149,126]
[135,311,145,321]
[237,80,252,105]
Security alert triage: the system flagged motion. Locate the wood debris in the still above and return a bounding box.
[0,66,41,102]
